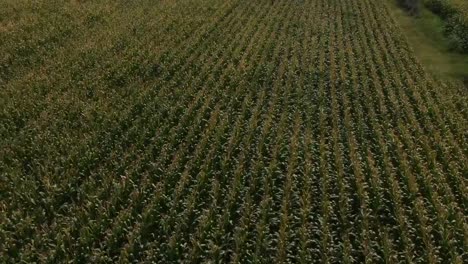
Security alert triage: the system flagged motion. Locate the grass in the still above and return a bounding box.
[387,0,468,82]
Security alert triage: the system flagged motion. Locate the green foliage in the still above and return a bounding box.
[424,0,468,52]
[0,0,466,263]
[398,0,422,16]
[389,0,468,82]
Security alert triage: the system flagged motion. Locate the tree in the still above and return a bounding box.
[399,0,421,16]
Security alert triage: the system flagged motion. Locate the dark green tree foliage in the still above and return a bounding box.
[445,16,468,52]
[399,0,421,16]
[424,0,468,52]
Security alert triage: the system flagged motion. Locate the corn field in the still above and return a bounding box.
[0,0,467,263]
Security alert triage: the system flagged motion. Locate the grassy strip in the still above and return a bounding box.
[386,0,468,83]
